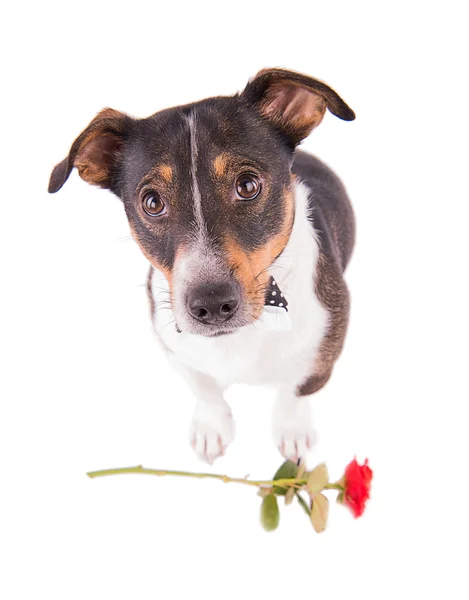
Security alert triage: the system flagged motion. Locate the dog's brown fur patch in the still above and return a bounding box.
[213,153,229,177]
[224,187,294,319]
[297,252,350,396]
[158,164,173,183]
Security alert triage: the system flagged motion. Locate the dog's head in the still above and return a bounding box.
[49,68,354,337]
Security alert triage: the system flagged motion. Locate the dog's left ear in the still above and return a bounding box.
[48,108,133,194]
[241,68,355,145]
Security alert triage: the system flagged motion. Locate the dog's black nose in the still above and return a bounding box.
[187,282,241,325]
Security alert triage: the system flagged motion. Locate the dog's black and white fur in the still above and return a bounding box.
[49,68,355,465]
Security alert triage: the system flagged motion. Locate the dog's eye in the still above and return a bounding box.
[142,192,166,216]
[235,173,261,200]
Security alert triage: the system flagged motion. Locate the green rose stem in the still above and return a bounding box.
[86,465,344,492]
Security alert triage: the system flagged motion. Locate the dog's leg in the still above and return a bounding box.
[272,387,317,463]
[170,359,235,464]
[187,371,235,465]
[273,255,350,462]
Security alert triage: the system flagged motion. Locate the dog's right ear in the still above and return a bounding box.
[48,108,133,194]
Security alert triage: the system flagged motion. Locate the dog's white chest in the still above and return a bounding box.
[157,320,319,387]
[151,182,329,389]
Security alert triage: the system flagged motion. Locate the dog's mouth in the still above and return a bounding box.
[175,316,249,338]
[203,327,237,338]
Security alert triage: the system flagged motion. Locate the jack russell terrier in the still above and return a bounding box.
[49,68,355,465]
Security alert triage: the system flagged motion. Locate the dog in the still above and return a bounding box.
[49,68,355,465]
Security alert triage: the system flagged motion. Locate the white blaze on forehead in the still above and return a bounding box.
[172,112,231,331]
[186,111,206,237]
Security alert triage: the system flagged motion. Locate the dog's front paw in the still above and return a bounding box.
[272,398,317,463]
[189,403,235,465]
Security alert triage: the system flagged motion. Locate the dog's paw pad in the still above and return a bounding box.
[189,405,235,465]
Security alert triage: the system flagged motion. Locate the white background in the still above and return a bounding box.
[1,1,468,598]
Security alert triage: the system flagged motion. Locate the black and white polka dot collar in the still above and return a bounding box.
[264,277,288,311]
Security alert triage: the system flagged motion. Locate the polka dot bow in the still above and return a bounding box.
[264,277,288,311]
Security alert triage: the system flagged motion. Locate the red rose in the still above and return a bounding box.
[342,458,373,518]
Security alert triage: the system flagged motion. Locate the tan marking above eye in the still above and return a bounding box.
[158,164,173,183]
[213,153,229,177]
